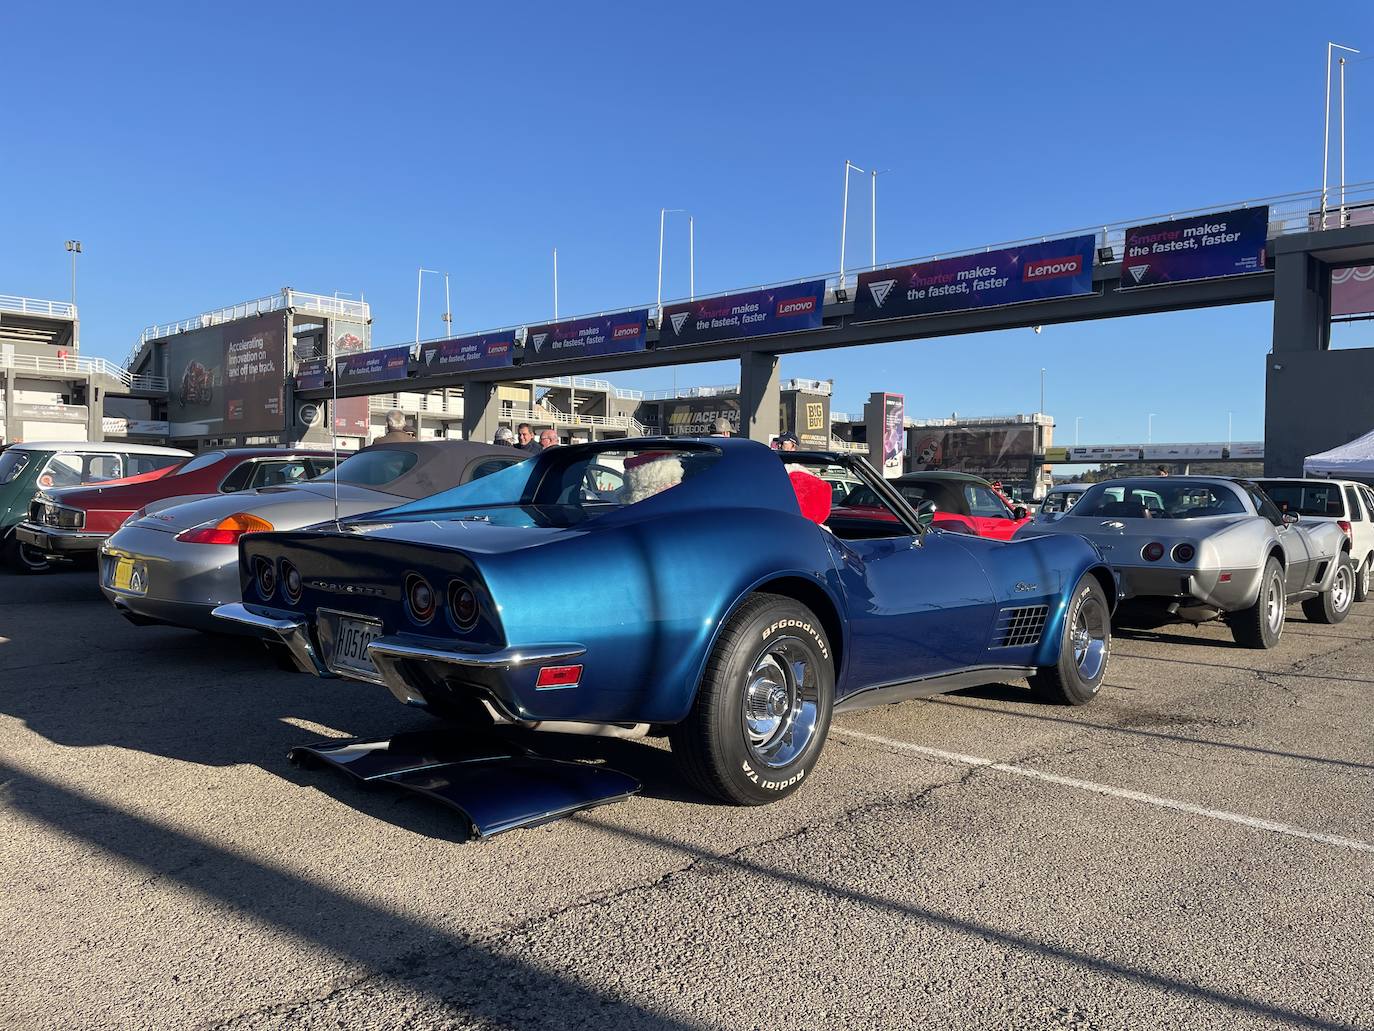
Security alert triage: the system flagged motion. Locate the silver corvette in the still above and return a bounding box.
[1013,476,1353,648]
[100,440,523,633]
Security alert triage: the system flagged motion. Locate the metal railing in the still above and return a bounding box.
[0,295,77,319]
[829,438,869,453]
[504,404,640,431]
[368,393,464,416]
[1,350,167,392]
[531,375,646,401]
[129,289,370,368]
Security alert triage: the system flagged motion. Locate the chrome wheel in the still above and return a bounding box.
[1265,572,1285,635]
[1332,563,1353,613]
[742,637,820,769]
[1071,595,1109,681]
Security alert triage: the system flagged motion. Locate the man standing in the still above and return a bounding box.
[539,428,561,449]
[776,431,799,453]
[710,417,732,438]
[494,426,517,447]
[516,423,542,453]
[373,410,415,444]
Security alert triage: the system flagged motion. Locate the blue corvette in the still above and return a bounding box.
[217,439,1114,809]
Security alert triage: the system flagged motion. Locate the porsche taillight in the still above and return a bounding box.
[176,512,274,545]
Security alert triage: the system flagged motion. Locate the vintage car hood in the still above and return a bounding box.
[129,482,403,533]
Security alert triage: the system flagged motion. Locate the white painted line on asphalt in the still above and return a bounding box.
[837,728,1374,854]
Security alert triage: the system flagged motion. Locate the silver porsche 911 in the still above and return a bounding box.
[100,440,523,634]
[1013,476,1353,648]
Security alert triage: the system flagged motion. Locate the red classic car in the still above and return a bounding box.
[15,448,336,568]
[835,470,1032,540]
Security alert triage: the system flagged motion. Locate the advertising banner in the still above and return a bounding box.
[223,314,285,435]
[1120,206,1268,289]
[418,331,517,374]
[662,397,740,436]
[1332,266,1374,317]
[854,236,1095,323]
[1067,446,1144,462]
[330,332,371,436]
[1044,446,1070,463]
[166,324,226,436]
[523,309,649,365]
[882,394,905,475]
[780,389,831,449]
[1142,443,1225,462]
[907,425,1038,478]
[294,358,329,390]
[15,402,88,423]
[659,280,825,348]
[1226,442,1265,460]
[335,344,412,385]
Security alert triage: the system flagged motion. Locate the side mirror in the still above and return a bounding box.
[1012,506,1028,520]
[1283,511,1300,525]
[916,499,937,526]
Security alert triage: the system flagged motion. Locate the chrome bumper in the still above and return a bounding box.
[211,603,332,677]
[368,638,586,711]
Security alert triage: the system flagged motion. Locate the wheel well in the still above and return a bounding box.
[1086,566,1117,612]
[1267,545,1285,569]
[752,576,844,677]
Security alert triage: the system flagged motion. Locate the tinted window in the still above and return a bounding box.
[249,460,313,488]
[37,454,87,488]
[1074,481,1246,519]
[129,454,183,476]
[1344,486,1364,521]
[965,484,1010,518]
[0,450,31,484]
[467,457,521,482]
[1255,482,1344,518]
[316,449,419,486]
[175,452,227,475]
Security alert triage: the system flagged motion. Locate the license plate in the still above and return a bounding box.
[110,557,148,595]
[329,616,382,677]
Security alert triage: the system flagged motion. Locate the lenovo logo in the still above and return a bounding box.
[612,323,641,340]
[1023,255,1082,281]
[775,296,817,318]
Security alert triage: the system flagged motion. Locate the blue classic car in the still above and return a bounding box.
[217,439,1114,818]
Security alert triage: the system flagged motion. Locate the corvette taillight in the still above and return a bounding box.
[448,580,478,631]
[1142,542,1165,562]
[176,512,274,545]
[1172,543,1196,563]
[405,573,436,625]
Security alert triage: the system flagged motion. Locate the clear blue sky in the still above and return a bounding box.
[3,1,1371,443]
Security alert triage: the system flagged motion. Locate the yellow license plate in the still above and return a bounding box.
[111,557,147,595]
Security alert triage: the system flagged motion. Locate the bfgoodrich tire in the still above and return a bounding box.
[1302,552,1354,625]
[670,593,834,805]
[1231,556,1286,649]
[1028,575,1110,705]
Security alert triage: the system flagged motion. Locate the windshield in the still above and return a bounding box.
[173,452,225,475]
[1073,481,1246,519]
[313,448,419,486]
[1255,481,1345,518]
[381,445,721,525]
[0,450,31,485]
[1042,490,1084,514]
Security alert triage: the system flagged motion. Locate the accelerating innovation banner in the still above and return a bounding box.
[418,331,516,373]
[1120,206,1269,289]
[853,235,1096,322]
[658,280,825,348]
[523,309,649,364]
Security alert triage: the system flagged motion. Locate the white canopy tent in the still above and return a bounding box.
[1303,428,1374,477]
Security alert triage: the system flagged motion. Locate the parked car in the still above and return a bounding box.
[837,470,1032,539]
[0,441,190,572]
[1255,477,1374,603]
[100,440,524,633]
[1038,484,1088,518]
[811,465,863,507]
[15,448,337,571]
[1015,476,1352,648]
[217,439,1114,824]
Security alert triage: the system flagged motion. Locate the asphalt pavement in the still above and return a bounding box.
[1,569,1371,1030]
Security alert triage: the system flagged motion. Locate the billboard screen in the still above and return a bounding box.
[907,424,1038,479]
[854,235,1095,323]
[330,331,371,436]
[1332,266,1374,317]
[294,358,328,390]
[1120,206,1268,289]
[166,325,227,437]
[780,390,831,449]
[222,314,285,435]
[523,309,649,365]
[1142,443,1226,462]
[418,331,517,374]
[882,394,905,474]
[659,280,825,348]
[335,344,411,385]
[661,397,739,436]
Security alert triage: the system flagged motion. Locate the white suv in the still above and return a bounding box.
[1256,478,1374,602]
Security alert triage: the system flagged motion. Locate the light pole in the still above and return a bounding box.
[65,240,81,308]
[415,268,442,346]
[553,247,559,320]
[1227,411,1233,446]
[870,169,890,268]
[443,273,453,339]
[1074,416,1082,446]
[1322,42,1360,228]
[1148,413,1156,444]
[1039,368,1046,415]
[657,208,695,309]
[839,160,865,288]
